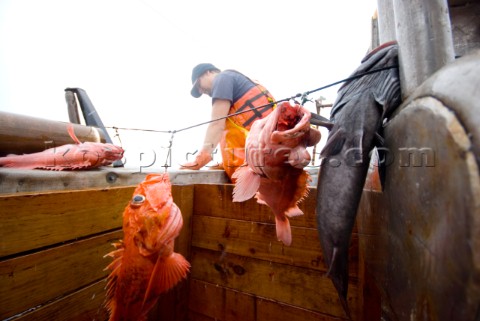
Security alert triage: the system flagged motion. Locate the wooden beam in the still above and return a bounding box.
[65,90,81,124]
[0,187,132,257]
[191,215,359,275]
[5,280,109,321]
[376,0,396,44]
[188,278,348,321]
[189,247,356,319]
[0,111,107,156]
[193,184,318,229]
[393,0,455,97]
[0,231,121,319]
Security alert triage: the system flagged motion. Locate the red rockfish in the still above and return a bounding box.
[104,173,190,321]
[0,125,124,170]
[232,101,321,246]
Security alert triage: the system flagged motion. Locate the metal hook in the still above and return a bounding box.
[300,92,312,106]
[112,126,123,148]
[162,130,176,172]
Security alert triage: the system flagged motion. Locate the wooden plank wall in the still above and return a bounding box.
[188,184,361,321]
[0,182,375,321]
[0,184,193,321]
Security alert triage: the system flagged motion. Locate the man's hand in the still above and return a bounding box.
[179,150,212,170]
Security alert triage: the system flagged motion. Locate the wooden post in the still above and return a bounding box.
[65,90,81,124]
[392,0,455,98]
[376,0,396,44]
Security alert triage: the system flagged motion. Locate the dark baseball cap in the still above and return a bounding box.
[190,63,220,98]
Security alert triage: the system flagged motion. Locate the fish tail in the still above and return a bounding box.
[326,247,351,319]
[275,216,292,246]
[326,247,339,277]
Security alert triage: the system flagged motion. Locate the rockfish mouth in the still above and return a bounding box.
[233,101,321,246]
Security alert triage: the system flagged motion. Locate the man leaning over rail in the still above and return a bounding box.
[180,63,276,182]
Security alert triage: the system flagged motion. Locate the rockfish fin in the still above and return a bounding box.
[104,242,125,317]
[320,128,347,158]
[282,169,311,217]
[307,127,322,147]
[275,216,292,246]
[285,206,303,218]
[67,124,82,144]
[294,170,311,203]
[232,166,261,202]
[143,252,190,311]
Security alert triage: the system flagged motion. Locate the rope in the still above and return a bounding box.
[162,131,175,171]
[298,64,398,98]
[105,64,398,150]
[108,126,172,134]
[175,64,398,133]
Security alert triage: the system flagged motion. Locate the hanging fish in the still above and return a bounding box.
[0,125,124,170]
[315,41,401,317]
[104,173,190,321]
[232,101,321,246]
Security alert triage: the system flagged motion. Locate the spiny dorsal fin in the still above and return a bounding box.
[67,124,82,144]
[104,242,124,317]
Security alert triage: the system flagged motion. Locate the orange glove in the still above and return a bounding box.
[179,150,212,170]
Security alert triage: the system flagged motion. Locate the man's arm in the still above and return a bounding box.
[180,99,231,170]
[201,99,231,153]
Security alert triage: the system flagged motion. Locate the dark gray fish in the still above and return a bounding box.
[315,41,401,318]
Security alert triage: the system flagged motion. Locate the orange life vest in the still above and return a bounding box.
[220,82,275,181]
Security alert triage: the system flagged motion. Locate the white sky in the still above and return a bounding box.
[0,0,377,170]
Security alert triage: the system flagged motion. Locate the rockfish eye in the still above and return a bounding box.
[131,194,146,207]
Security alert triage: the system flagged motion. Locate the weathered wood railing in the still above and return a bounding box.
[0,169,376,321]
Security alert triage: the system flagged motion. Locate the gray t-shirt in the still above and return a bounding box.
[211,70,256,104]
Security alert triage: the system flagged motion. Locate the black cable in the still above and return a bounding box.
[175,64,398,133]
[107,64,398,135]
